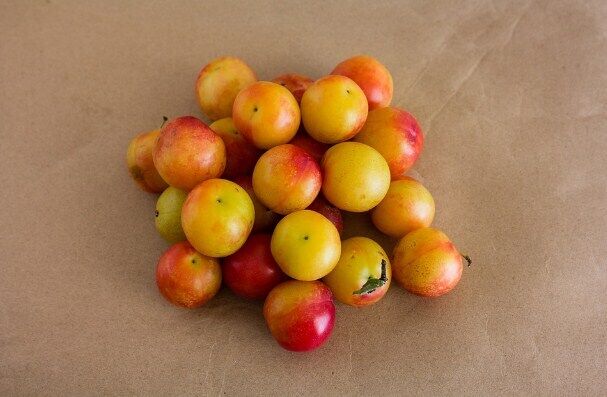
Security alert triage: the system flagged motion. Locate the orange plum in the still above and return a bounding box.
[354,107,424,179]
[153,116,226,191]
[392,227,465,297]
[371,177,435,238]
[126,127,168,193]
[331,55,393,110]
[195,56,257,121]
[181,179,254,257]
[252,144,321,215]
[232,81,300,149]
[300,75,368,144]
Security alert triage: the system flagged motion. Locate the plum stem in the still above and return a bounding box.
[353,259,388,295]
[461,254,472,267]
[160,116,168,129]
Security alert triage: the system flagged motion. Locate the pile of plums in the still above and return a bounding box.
[126,55,469,352]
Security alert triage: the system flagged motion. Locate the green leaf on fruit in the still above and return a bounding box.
[353,259,388,295]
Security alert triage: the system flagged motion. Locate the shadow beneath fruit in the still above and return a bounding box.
[341,211,397,256]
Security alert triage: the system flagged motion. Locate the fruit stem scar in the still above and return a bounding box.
[462,254,472,267]
[303,235,309,240]
[216,198,222,203]
[353,259,388,295]
[160,116,168,129]
[253,106,258,112]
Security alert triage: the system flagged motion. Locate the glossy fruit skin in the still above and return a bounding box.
[195,56,257,121]
[354,107,424,179]
[392,227,463,297]
[156,241,222,308]
[271,210,341,281]
[271,73,314,103]
[223,234,287,300]
[300,75,368,144]
[323,237,391,307]
[209,117,261,179]
[126,129,168,193]
[263,280,335,352]
[153,116,226,191]
[252,144,321,215]
[288,131,329,163]
[306,196,343,235]
[181,179,254,257]
[233,176,279,232]
[321,142,390,212]
[232,81,300,149]
[331,55,393,110]
[371,177,435,238]
[155,187,188,243]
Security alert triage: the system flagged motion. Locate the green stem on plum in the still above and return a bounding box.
[353,259,388,295]
[461,254,472,267]
[160,116,168,129]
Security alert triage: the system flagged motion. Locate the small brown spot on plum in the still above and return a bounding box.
[130,166,144,181]
[155,210,159,217]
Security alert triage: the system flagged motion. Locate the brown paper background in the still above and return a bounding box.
[1,0,606,395]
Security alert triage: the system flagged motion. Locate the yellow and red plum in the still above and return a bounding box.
[323,237,391,307]
[233,176,279,232]
[263,280,335,352]
[196,56,257,121]
[306,195,344,235]
[271,73,314,103]
[156,241,221,308]
[209,117,261,179]
[223,234,288,300]
[153,116,226,191]
[126,128,168,193]
[392,227,464,297]
[354,107,424,179]
[331,55,393,110]
[252,144,321,215]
